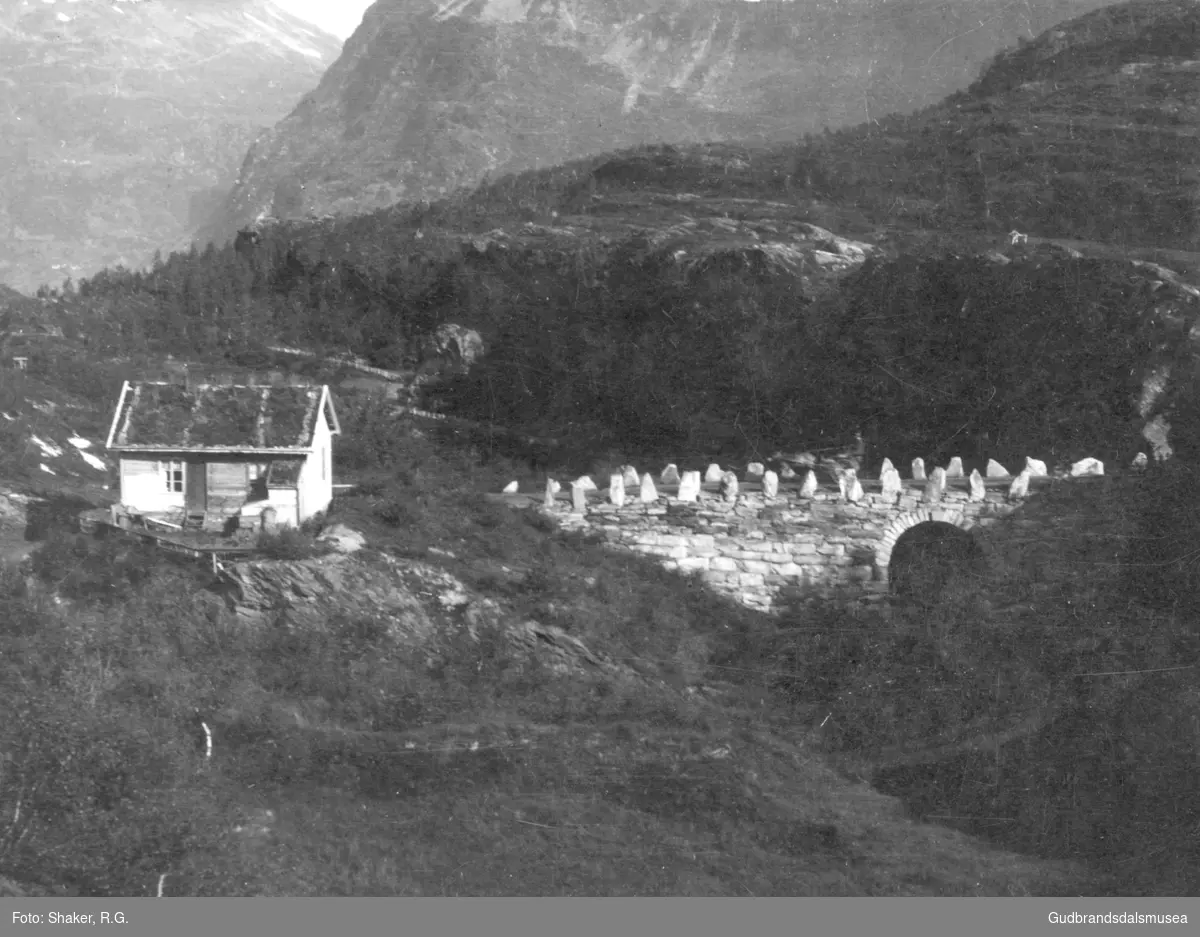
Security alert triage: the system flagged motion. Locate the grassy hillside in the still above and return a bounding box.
[2,389,1199,895]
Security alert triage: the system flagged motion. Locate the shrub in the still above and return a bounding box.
[254,527,331,561]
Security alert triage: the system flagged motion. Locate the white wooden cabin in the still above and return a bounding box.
[104,381,340,530]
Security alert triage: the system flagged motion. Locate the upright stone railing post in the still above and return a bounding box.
[571,482,588,514]
[924,466,947,503]
[1008,469,1031,499]
[840,468,863,503]
[677,471,701,502]
[880,463,902,503]
[609,473,626,507]
[911,457,926,481]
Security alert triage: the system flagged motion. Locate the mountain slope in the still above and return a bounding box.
[0,0,343,293]
[203,0,1114,242]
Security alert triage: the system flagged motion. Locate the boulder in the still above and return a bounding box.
[420,323,484,370]
[316,524,367,553]
[1070,457,1104,477]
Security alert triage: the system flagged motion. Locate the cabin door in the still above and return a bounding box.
[185,459,207,514]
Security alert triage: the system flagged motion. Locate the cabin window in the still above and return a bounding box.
[163,461,184,492]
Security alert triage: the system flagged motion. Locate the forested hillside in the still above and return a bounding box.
[37,0,1200,473]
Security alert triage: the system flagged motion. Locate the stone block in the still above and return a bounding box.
[609,474,626,507]
[704,463,724,483]
[969,469,985,502]
[1008,470,1031,499]
[677,471,701,502]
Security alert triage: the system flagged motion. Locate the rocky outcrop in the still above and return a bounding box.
[0,489,29,532]
[216,551,657,684]
[219,552,435,638]
[419,324,485,373]
[207,0,1109,239]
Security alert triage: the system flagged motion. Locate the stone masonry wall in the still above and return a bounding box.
[518,458,1120,615]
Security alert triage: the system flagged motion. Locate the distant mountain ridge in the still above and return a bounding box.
[0,0,343,293]
[202,0,1116,243]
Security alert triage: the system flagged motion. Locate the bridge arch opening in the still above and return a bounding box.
[886,521,988,604]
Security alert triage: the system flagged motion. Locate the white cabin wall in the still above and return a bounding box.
[119,458,185,513]
[264,488,299,527]
[297,411,333,521]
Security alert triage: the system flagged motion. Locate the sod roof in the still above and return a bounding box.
[107,382,338,451]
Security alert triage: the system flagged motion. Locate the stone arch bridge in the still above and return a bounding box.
[493,456,1123,614]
